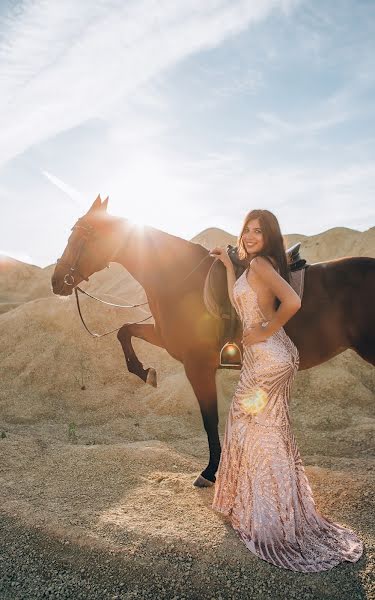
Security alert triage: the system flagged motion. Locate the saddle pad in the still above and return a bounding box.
[289,268,305,300]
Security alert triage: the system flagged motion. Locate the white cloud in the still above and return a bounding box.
[41,170,85,207]
[0,0,298,167]
[253,107,354,142]
[165,153,375,237]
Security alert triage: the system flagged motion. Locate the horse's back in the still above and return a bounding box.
[285,256,375,369]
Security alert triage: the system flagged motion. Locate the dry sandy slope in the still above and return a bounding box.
[0,225,374,598]
[192,225,375,261]
[0,255,53,305]
[285,226,375,263]
[0,293,373,449]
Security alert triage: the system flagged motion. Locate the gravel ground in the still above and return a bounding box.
[0,511,372,600]
[0,425,373,600]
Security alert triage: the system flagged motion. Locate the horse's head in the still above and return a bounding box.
[51,194,116,296]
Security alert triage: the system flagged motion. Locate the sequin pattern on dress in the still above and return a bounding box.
[212,270,363,572]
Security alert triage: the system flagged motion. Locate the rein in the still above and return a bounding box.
[74,287,152,338]
[58,217,212,338]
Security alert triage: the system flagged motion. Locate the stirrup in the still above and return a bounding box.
[219,342,242,369]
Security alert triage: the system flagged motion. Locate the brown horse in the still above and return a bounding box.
[51,196,375,486]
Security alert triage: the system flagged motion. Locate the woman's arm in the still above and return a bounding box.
[250,256,301,338]
[210,247,237,308]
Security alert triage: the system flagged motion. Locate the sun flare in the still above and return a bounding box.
[239,388,269,415]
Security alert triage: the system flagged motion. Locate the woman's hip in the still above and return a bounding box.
[243,336,298,374]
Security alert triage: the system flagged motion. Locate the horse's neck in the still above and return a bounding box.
[110,217,207,292]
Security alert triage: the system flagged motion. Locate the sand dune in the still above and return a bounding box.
[0,255,53,306]
[285,226,375,263]
[191,227,237,250]
[193,225,375,262]
[0,290,373,446]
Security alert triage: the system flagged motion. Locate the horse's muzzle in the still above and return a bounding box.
[51,275,73,296]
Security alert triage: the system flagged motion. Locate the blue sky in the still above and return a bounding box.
[0,0,374,266]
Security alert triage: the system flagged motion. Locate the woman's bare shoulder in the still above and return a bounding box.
[250,255,278,272]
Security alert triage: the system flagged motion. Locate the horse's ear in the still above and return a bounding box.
[87,195,102,213]
[102,196,109,211]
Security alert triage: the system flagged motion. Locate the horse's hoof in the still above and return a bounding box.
[193,474,215,488]
[146,368,157,388]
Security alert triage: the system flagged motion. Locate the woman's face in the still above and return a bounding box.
[242,218,264,256]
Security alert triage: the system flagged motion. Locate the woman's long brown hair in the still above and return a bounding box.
[237,209,290,289]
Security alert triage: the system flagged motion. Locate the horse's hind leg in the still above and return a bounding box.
[184,357,221,487]
[117,323,164,387]
[353,335,375,366]
[350,266,375,366]
[351,312,375,366]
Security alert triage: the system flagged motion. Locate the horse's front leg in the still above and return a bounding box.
[184,356,221,487]
[117,323,164,387]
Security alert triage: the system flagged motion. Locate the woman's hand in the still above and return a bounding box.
[210,246,232,269]
[242,323,268,347]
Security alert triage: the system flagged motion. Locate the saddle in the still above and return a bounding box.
[204,243,309,369]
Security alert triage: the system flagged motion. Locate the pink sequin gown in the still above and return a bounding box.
[212,269,363,572]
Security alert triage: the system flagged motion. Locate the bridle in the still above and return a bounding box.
[56,218,150,337]
[56,219,105,287]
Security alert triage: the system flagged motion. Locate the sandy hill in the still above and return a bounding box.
[285,226,375,263]
[191,227,237,249]
[0,257,145,316]
[0,255,53,314]
[79,262,146,302]
[194,226,375,263]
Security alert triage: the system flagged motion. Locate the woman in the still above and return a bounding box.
[210,209,363,572]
